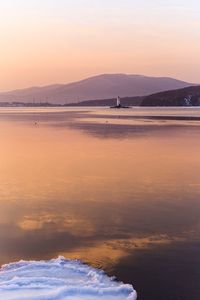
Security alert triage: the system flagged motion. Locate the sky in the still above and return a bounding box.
[0,0,200,90]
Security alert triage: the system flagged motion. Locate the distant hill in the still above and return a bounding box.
[65,96,143,107]
[141,85,200,106]
[0,74,193,105]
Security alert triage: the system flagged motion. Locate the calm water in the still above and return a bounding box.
[0,107,200,300]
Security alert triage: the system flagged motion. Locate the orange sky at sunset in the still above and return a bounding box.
[0,0,200,91]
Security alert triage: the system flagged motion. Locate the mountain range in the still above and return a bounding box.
[141,85,200,106]
[0,74,193,105]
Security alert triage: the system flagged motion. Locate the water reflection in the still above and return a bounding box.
[0,108,200,300]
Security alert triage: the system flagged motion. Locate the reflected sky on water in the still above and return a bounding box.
[0,107,200,299]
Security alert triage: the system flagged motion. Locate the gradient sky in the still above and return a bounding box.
[0,0,200,90]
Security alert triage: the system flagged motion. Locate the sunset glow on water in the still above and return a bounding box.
[0,108,200,299]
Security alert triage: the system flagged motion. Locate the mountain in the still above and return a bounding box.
[141,85,200,106]
[0,74,193,104]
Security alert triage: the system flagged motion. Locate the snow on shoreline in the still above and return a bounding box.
[0,257,137,300]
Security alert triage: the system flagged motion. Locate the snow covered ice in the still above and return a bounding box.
[0,257,137,300]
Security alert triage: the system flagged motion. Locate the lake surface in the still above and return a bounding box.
[0,107,200,300]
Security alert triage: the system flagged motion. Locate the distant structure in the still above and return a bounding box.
[117,96,121,107]
[110,96,130,109]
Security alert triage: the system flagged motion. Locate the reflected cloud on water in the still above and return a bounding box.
[1,108,200,300]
